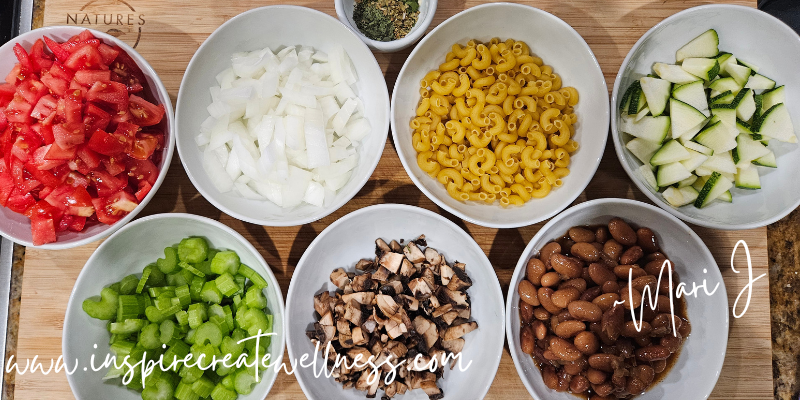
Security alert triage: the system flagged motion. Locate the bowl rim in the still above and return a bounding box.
[285,203,506,399]
[334,0,438,52]
[390,2,609,229]
[62,212,286,399]
[175,5,390,227]
[0,25,176,250]
[610,3,800,231]
[504,197,730,400]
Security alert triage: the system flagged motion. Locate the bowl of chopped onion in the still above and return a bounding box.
[176,5,390,226]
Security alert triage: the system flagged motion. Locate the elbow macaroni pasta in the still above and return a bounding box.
[412,38,580,206]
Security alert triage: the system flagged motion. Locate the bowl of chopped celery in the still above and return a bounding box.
[63,213,284,400]
[612,4,800,230]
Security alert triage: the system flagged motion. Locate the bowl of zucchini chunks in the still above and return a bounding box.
[612,4,800,230]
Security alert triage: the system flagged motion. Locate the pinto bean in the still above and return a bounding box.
[571,242,601,262]
[635,345,671,362]
[562,357,587,375]
[532,320,548,340]
[518,280,540,306]
[678,316,692,337]
[603,240,624,261]
[542,365,558,389]
[614,265,647,279]
[651,359,667,373]
[574,331,599,355]
[621,321,652,338]
[568,300,603,322]
[569,227,596,243]
[589,263,616,286]
[519,300,534,324]
[557,309,575,322]
[539,242,562,268]
[602,280,620,294]
[551,254,584,279]
[661,332,683,353]
[608,217,637,245]
[632,275,658,294]
[588,354,622,372]
[636,227,660,253]
[644,259,672,276]
[580,286,603,302]
[586,368,607,385]
[533,307,551,321]
[538,287,562,314]
[592,293,620,312]
[592,382,615,397]
[526,258,547,285]
[570,375,590,393]
[549,337,583,361]
[554,320,586,338]
[619,245,644,265]
[620,286,642,310]
[559,278,587,293]
[551,288,581,308]
[520,325,535,354]
[645,251,668,262]
[540,272,561,287]
[631,364,655,386]
[595,226,609,243]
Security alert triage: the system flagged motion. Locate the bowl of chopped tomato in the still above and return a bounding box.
[0,27,174,248]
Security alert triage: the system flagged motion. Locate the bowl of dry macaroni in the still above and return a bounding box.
[390,2,609,228]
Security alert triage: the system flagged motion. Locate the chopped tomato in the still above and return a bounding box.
[7,188,35,213]
[0,83,15,104]
[91,196,123,224]
[5,64,22,85]
[110,50,146,93]
[13,44,33,76]
[16,79,47,105]
[30,216,56,245]
[31,145,65,169]
[64,171,89,188]
[44,142,76,160]
[48,62,74,81]
[128,133,160,160]
[87,129,127,156]
[28,40,53,73]
[135,180,152,201]
[40,73,69,97]
[97,44,120,65]
[30,94,57,121]
[83,103,111,134]
[128,95,165,127]
[74,70,111,87]
[86,81,128,112]
[89,169,127,197]
[44,184,94,216]
[77,146,102,169]
[43,36,70,63]
[25,161,62,187]
[0,171,14,206]
[64,44,103,71]
[62,215,86,231]
[103,156,126,176]
[5,95,32,124]
[126,158,158,185]
[63,89,82,125]
[52,123,84,148]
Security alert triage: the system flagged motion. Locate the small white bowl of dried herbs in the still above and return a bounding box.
[335,0,437,52]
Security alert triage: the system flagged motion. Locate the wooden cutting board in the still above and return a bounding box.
[14,0,772,399]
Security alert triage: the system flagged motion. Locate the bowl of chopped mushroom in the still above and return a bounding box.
[335,0,437,52]
[285,203,504,399]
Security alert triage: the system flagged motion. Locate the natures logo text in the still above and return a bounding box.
[65,0,145,48]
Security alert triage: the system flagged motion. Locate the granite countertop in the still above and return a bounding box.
[4,1,799,400]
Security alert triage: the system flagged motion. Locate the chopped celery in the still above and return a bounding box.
[159,320,177,344]
[139,323,162,350]
[82,287,118,320]
[221,375,235,390]
[215,273,239,297]
[189,276,205,302]
[148,287,176,297]
[194,322,223,347]
[145,304,179,323]
[175,380,200,400]
[234,369,256,395]
[187,303,207,329]
[223,306,234,331]
[191,376,215,398]
[156,247,179,274]
[243,308,271,337]
[179,364,204,384]
[147,265,166,287]
[109,340,135,358]
[163,340,190,372]
[117,295,142,321]
[136,266,152,294]
[238,264,267,289]
[141,376,173,400]
[175,285,191,308]
[175,310,189,327]
[220,330,246,360]
[178,237,209,264]
[179,261,206,278]
[244,286,267,309]
[200,281,222,304]
[109,319,147,335]
[211,383,237,400]
[210,251,240,275]
[118,274,140,295]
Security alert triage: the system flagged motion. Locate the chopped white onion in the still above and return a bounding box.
[198,44,368,209]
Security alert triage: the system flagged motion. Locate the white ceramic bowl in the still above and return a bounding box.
[335,0,437,52]
[506,198,729,400]
[176,6,390,227]
[611,4,800,230]
[285,204,504,399]
[391,3,609,229]
[0,26,174,249]
[63,213,285,399]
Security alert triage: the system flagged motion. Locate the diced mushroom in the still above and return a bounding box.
[413,316,439,350]
[440,287,468,307]
[362,316,378,334]
[355,370,372,393]
[320,311,334,326]
[314,291,334,317]
[348,346,372,367]
[410,354,432,371]
[355,258,375,271]
[432,304,453,318]
[403,242,426,263]
[441,338,465,354]
[424,248,443,266]
[330,268,350,289]
[339,332,354,348]
[367,371,380,397]
[389,240,402,253]
[375,238,391,255]
[385,318,408,339]
[398,258,416,277]
[440,264,454,285]
[455,305,471,319]
[337,318,351,336]
[398,294,419,311]
[351,273,375,292]
[351,326,368,346]
[409,278,432,299]
[343,292,375,305]
[447,266,473,291]
[371,266,391,282]
[380,252,405,274]
[397,382,408,395]
[441,310,459,325]
[421,268,436,292]
[376,294,401,322]
[420,380,443,399]
[344,300,363,326]
[443,321,478,340]
[380,280,403,296]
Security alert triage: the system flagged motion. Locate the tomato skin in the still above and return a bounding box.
[43,142,77,161]
[30,94,57,121]
[28,40,53,74]
[97,44,120,65]
[30,145,65,170]
[5,95,33,124]
[128,95,165,127]
[74,70,111,87]
[52,123,84,149]
[16,79,47,105]
[0,171,14,206]
[41,73,69,97]
[26,163,63,188]
[30,216,57,245]
[7,188,35,213]
[91,196,124,225]
[126,158,158,185]
[128,133,160,160]
[135,180,152,201]
[13,44,33,76]
[83,103,111,134]
[89,169,127,197]
[64,44,104,71]
[43,36,70,63]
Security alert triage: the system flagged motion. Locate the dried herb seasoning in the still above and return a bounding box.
[353,0,420,42]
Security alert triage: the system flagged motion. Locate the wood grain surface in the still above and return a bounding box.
[15,0,772,399]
